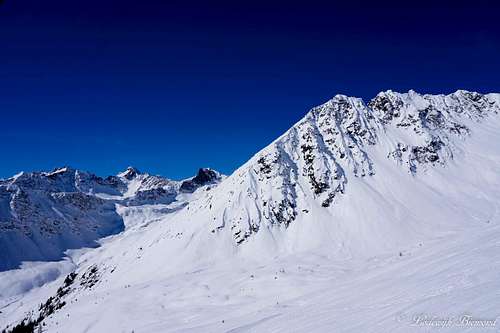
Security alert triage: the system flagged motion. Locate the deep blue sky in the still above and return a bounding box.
[1,0,499,179]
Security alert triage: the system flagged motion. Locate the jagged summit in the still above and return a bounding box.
[2,90,500,333]
[179,168,221,192]
[166,89,500,248]
[1,90,498,269]
[0,165,222,271]
[118,166,141,180]
[43,166,72,177]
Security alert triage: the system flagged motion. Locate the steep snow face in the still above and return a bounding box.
[369,90,498,172]
[2,90,500,333]
[1,90,496,272]
[115,167,181,205]
[0,168,124,271]
[166,90,500,257]
[117,166,140,180]
[0,167,220,271]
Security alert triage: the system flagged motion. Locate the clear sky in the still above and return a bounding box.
[1,0,499,179]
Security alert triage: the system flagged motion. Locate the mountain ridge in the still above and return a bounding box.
[185,89,500,248]
[0,166,222,271]
[1,89,500,333]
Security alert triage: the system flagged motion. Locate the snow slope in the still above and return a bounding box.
[160,90,500,258]
[0,167,221,271]
[1,90,500,333]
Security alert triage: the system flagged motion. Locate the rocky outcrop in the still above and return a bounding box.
[192,90,500,245]
[179,168,221,193]
[0,166,222,271]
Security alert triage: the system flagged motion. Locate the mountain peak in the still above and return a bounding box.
[43,166,74,178]
[179,168,221,193]
[194,168,219,183]
[186,89,500,245]
[2,90,500,333]
[118,166,141,180]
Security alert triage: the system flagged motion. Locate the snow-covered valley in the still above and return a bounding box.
[1,90,500,332]
[5,223,499,333]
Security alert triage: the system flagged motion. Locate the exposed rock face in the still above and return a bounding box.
[179,168,221,193]
[183,90,500,245]
[0,168,124,271]
[117,167,180,206]
[0,89,498,270]
[0,166,222,271]
[118,166,140,180]
[368,90,497,173]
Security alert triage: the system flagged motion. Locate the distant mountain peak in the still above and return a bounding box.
[179,167,221,193]
[43,166,74,179]
[0,164,225,271]
[118,166,141,180]
[2,90,500,333]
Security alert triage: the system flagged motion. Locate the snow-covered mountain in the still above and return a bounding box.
[173,90,500,255]
[1,90,500,333]
[0,167,221,271]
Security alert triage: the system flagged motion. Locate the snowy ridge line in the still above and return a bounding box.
[1,89,500,333]
[183,90,500,246]
[0,166,222,271]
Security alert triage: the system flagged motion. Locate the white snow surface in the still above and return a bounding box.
[1,90,500,332]
[0,165,219,272]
